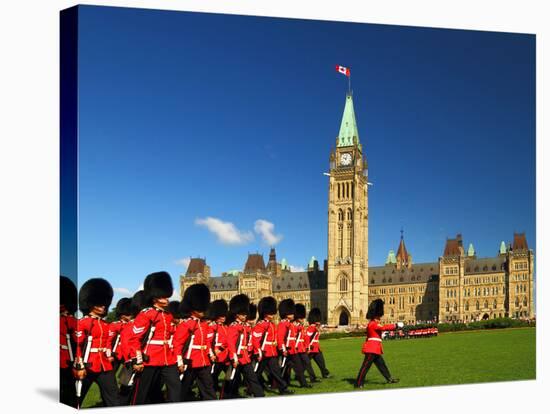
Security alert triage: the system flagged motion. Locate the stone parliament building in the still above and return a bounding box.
[180,94,535,326]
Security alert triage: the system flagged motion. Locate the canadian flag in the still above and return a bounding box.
[335,65,350,77]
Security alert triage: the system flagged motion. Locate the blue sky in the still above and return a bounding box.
[67,6,536,301]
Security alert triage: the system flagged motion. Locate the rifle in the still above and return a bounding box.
[230,332,243,381]
[112,333,121,356]
[75,334,92,408]
[254,330,268,373]
[179,333,195,381]
[211,331,219,374]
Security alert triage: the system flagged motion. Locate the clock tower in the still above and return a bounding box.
[326,93,369,326]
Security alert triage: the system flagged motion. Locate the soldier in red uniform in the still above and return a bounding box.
[128,272,181,404]
[173,283,217,401]
[60,276,78,407]
[207,299,229,393]
[306,307,330,378]
[355,299,403,388]
[252,296,293,395]
[109,298,134,375]
[223,294,265,399]
[73,278,121,407]
[277,299,310,388]
[294,303,319,383]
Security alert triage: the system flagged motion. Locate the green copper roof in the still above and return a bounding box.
[337,94,360,147]
[308,256,316,268]
[499,241,506,255]
[386,250,397,265]
[281,258,288,270]
[227,269,240,276]
[467,243,475,257]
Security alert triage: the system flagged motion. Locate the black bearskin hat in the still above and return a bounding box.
[144,271,174,304]
[207,299,228,320]
[131,290,147,314]
[247,303,257,322]
[229,294,250,315]
[60,276,77,314]
[79,278,114,314]
[308,307,322,324]
[115,297,135,318]
[167,301,180,319]
[258,296,277,319]
[367,299,384,319]
[181,283,210,312]
[278,298,296,319]
[295,303,306,320]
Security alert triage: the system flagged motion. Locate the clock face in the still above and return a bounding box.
[340,153,352,166]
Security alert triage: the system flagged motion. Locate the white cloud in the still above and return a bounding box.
[113,287,131,295]
[195,217,254,245]
[175,257,191,269]
[290,265,305,272]
[254,219,283,246]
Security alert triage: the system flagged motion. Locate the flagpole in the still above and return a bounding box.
[348,72,351,95]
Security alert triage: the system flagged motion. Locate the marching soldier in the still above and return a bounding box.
[306,308,330,378]
[173,283,217,401]
[109,298,134,375]
[73,278,121,407]
[252,296,293,395]
[60,276,78,407]
[355,299,403,388]
[277,299,310,388]
[207,299,230,393]
[224,294,265,398]
[128,272,181,404]
[294,303,319,383]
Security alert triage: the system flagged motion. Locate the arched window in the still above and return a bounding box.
[339,275,349,293]
[337,183,340,199]
[465,301,469,311]
[445,302,449,312]
[515,297,519,307]
[523,297,527,306]
[484,300,488,309]
[347,208,353,221]
[493,300,497,309]
[454,302,458,311]
[338,223,343,258]
[476,301,480,310]
[338,209,344,222]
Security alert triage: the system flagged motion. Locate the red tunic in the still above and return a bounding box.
[294,322,307,353]
[75,315,114,373]
[227,321,251,365]
[361,319,396,355]
[251,319,278,358]
[60,313,76,369]
[172,317,213,369]
[211,322,230,364]
[277,319,297,355]
[305,324,321,354]
[118,320,134,363]
[108,320,125,361]
[128,307,176,366]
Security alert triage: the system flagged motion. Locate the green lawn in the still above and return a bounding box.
[82,328,535,407]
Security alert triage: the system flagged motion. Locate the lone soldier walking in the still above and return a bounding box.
[355,299,403,388]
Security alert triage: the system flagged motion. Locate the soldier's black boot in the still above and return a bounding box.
[387,378,399,384]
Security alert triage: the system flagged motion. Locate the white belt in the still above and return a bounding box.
[60,345,69,350]
[297,339,304,342]
[311,340,319,344]
[287,336,296,340]
[190,345,207,350]
[149,340,170,345]
[263,341,275,345]
[367,338,382,342]
[90,347,109,352]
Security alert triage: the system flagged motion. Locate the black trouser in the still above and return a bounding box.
[283,354,307,387]
[117,363,135,405]
[298,352,317,381]
[355,353,392,387]
[131,365,180,405]
[310,352,330,377]
[258,357,288,392]
[181,366,217,401]
[78,370,121,407]
[223,363,264,398]
[60,368,77,408]
[211,362,226,391]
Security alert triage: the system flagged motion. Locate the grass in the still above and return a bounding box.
[82,327,535,407]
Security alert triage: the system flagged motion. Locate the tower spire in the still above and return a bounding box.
[337,93,360,148]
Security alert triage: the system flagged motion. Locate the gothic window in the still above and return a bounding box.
[338,209,344,222]
[465,301,469,311]
[346,222,352,257]
[523,297,528,306]
[347,208,353,221]
[338,224,343,258]
[454,302,458,311]
[382,278,387,283]
[339,275,349,293]
[484,300,488,309]
[493,300,497,309]
[371,279,375,284]
[492,265,497,271]
[445,302,449,312]
[476,301,480,310]
[337,183,340,199]
[388,278,392,283]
